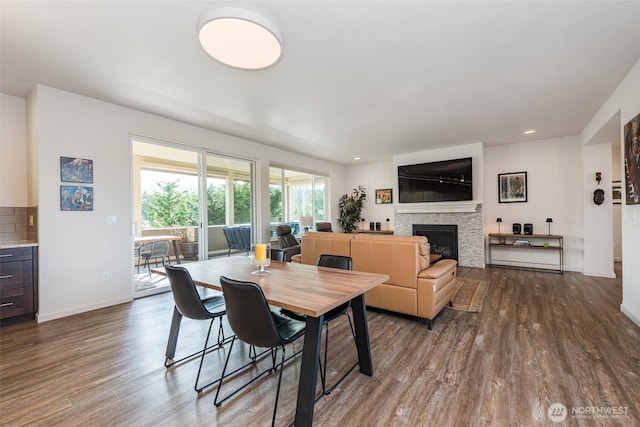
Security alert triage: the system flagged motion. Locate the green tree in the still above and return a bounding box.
[143,180,198,228]
[207,184,226,225]
[233,180,251,224]
[270,185,282,222]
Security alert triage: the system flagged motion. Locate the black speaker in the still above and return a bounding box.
[369,222,375,230]
[375,222,381,231]
[512,223,521,234]
[523,223,533,235]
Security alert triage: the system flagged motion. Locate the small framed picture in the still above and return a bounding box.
[612,181,622,204]
[60,185,93,211]
[60,156,93,183]
[498,172,527,203]
[375,188,393,204]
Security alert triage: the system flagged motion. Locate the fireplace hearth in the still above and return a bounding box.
[413,224,458,262]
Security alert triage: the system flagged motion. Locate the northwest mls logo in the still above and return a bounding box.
[548,403,568,422]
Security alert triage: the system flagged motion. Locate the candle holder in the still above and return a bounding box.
[250,243,271,275]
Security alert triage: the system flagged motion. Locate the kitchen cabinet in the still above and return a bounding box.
[0,244,38,325]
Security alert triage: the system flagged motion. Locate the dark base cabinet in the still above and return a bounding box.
[0,246,38,325]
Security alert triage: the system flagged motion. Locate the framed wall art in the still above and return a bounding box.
[375,188,393,204]
[612,181,622,204]
[60,156,94,183]
[60,185,93,211]
[624,112,640,205]
[498,172,527,203]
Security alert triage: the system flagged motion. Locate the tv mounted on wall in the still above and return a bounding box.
[398,157,473,203]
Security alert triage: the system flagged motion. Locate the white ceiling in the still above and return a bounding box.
[2,1,639,165]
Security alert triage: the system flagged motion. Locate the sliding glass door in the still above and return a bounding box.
[132,137,254,296]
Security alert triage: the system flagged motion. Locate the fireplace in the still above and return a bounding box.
[413,224,458,262]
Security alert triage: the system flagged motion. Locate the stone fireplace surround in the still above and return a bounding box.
[394,203,484,267]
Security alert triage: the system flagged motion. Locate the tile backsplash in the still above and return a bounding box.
[0,206,38,242]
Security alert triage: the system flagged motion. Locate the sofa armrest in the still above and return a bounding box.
[418,259,457,279]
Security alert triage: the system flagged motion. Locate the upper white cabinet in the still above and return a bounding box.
[0,94,28,207]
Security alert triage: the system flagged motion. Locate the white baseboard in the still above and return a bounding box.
[621,304,640,327]
[583,270,616,278]
[36,296,133,323]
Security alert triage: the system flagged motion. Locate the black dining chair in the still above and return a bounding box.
[281,254,358,395]
[215,276,306,427]
[165,265,229,392]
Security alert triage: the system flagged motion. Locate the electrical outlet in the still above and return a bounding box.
[102,272,110,281]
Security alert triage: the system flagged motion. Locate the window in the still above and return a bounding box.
[269,165,328,233]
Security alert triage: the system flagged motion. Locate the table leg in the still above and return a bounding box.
[172,240,181,264]
[351,294,373,376]
[294,314,323,426]
[165,306,183,361]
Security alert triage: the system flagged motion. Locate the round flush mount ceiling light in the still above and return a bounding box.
[197,7,283,70]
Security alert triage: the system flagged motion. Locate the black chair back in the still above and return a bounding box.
[315,222,333,232]
[219,276,285,349]
[317,254,352,270]
[270,248,286,262]
[166,265,217,320]
[276,224,299,249]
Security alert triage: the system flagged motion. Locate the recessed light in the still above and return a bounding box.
[354,157,361,160]
[524,130,536,134]
[197,7,282,70]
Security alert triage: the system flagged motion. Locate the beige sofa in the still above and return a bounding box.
[293,232,458,328]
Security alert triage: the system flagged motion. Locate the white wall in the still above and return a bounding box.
[345,160,395,231]
[29,85,345,321]
[582,143,614,277]
[0,94,28,206]
[484,136,584,272]
[582,58,640,325]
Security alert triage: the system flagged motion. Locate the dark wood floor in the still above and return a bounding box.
[1,264,638,426]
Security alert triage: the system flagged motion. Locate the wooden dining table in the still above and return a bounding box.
[154,256,389,426]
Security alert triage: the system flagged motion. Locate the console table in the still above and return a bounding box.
[356,229,394,235]
[487,233,563,273]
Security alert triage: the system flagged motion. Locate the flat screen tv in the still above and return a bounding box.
[398,157,472,203]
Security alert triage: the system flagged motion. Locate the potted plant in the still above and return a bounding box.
[338,185,367,233]
[172,220,199,261]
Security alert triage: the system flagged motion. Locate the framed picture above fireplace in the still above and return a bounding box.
[498,171,527,203]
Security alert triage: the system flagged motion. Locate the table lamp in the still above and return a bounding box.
[496,217,502,234]
[546,218,553,235]
[299,216,313,233]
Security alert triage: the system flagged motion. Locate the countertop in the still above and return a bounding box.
[0,240,39,249]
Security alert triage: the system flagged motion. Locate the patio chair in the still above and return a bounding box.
[139,240,170,276]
